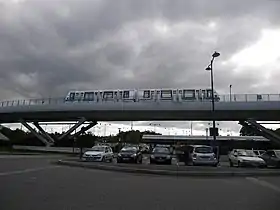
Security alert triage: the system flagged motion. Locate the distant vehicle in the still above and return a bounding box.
[82,146,113,162]
[253,150,266,157]
[150,147,172,165]
[117,146,142,164]
[261,150,280,168]
[228,149,266,167]
[64,88,220,102]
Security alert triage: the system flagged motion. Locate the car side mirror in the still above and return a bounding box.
[233,154,237,157]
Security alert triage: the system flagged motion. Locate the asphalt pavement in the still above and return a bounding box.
[1,155,280,210]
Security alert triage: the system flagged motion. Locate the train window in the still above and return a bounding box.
[103,91,114,99]
[69,93,75,100]
[161,90,172,98]
[206,89,212,98]
[151,91,154,98]
[84,92,94,101]
[123,91,129,98]
[143,90,150,98]
[183,90,195,98]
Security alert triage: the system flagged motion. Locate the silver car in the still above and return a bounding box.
[228,149,266,167]
[188,145,218,166]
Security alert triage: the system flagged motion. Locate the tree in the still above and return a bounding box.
[239,125,259,136]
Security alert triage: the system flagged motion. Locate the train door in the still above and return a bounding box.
[196,89,202,100]
[142,90,151,100]
[156,90,161,101]
[201,89,206,100]
[205,89,212,100]
[74,92,84,101]
[69,92,75,101]
[178,89,182,101]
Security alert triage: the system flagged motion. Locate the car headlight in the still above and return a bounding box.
[151,155,155,159]
[131,154,137,157]
[118,153,121,157]
[166,155,171,159]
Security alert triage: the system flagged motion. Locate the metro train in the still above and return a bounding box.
[64,88,220,102]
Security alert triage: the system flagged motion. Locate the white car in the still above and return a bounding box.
[228,149,266,167]
[82,146,114,162]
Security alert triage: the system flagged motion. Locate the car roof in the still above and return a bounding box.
[122,146,137,149]
[93,145,108,148]
[191,145,212,148]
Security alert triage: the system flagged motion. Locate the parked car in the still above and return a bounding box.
[82,145,114,162]
[177,145,218,166]
[117,146,142,163]
[261,150,280,168]
[228,149,266,167]
[253,150,266,157]
[150,147,172,165]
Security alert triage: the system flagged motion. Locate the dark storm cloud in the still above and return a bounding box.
[1,0,280,133]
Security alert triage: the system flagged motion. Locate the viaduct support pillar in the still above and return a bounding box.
[58,117,87,140]
[20,119,53,146]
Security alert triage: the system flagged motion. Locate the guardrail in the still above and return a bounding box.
[12,145,85,154]
[0,94,280,108]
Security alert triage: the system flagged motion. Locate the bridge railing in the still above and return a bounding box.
[0,94,280,107]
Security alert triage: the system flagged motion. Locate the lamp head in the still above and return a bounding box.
[205,65,211,71]
[212,51,220,58]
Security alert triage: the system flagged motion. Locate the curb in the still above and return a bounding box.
[54,160,280,177]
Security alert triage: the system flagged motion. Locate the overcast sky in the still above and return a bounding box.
[1,0,280,135]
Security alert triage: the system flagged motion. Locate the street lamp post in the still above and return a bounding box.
[205,51,220,152]
[229,84,232,102]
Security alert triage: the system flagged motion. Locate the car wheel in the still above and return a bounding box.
[229,160,233,167]
[109,157,113,163]
[139,158,142,164]
[101,156,105,162]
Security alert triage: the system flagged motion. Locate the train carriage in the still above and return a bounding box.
[65,88,220,102]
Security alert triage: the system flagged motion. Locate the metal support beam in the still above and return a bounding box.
[33,122,55,144]
[72,121,97,138]
[58,117,86,140]
[0,125,10,141]
[20,120,52,146]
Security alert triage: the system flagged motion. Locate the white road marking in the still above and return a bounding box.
[0,166,61,176]
[246,177,280,193]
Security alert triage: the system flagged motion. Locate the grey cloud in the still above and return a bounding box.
[0,0,280,132]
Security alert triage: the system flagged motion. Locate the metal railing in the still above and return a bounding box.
[0,94,279,108]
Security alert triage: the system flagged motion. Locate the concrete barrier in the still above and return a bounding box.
[12,145,87,154]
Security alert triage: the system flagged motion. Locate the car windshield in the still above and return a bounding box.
[238,150,257,157]
[91,146,105,152]
[195,147,213,153]
[121,147,137,153]
[153,147,170,154]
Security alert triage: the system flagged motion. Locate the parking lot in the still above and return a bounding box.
[1,154,280,210]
